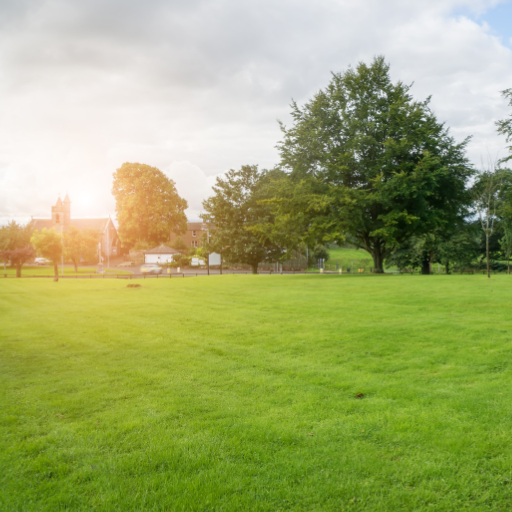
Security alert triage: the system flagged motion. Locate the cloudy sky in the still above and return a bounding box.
[1,0,512,224]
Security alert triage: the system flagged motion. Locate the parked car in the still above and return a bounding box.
[35,257,51,265]
[140,264,163,274]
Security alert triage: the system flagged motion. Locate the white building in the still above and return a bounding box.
[144,245,180,264]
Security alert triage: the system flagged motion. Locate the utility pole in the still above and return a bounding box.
[98,242,103,273]
[61,225,64,277]
[107,220,110,269]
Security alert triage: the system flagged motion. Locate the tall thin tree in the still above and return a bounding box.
[473,159,504,278]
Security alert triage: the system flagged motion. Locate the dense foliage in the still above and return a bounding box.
[63,226,100,272]
[496,88,512,162]
[201,165,283,273]
[112,163,188,248]
[273,56,474,272]
[0,221,35,277]
[31,228,63,281]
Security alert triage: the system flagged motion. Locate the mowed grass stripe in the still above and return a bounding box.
[1,275,512,511]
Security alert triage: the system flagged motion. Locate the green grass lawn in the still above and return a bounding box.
[317,246,376,272]
[1,274,512,511]
[2,266,132,277]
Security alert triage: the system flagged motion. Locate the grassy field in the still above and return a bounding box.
[2,266,132,277]
[316,246,375,272]
[1,274,512,511]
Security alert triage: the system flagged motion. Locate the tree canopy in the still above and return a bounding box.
[63,226,100,272]
[496,88,512,163]
[31,228,63,281]
[201,165,283,273]
[112,163,188,248]
[273,56,474,272]
[0,221,35,277]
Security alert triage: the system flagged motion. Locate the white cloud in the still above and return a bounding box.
[163,161,221,220]
[0,0,511,225]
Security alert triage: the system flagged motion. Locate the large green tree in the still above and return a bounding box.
[201,165,283,274]
[31,228,63,282]
[112,163,188,248]
[0,221,35,277]
[63,226,100,272]
[386,224,479,275]
[496,88,512,163]
[275,56,474,272]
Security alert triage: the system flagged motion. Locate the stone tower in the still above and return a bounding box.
[51,195,71,229]
[63,194,71,225]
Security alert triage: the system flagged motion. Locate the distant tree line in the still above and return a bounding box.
[8,57,508,278]
[199,58,512,277]
[108,58,512,276]
[0,223,101,281]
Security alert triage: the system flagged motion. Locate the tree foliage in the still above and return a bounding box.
[170,236,187,253]
[63,226,100,272]
[31,228,63,281]
[112,163,188,248]
[274,56,474,272]
[386,226,479,274]
[0,221,35,277]
[496,88,512,162]
[472,163,505,278]
[201,165,283,274]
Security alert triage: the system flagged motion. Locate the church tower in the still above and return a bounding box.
[63,194,71,226]
[51,195,71,229]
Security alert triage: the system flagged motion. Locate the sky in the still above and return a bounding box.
[1,0,512,224]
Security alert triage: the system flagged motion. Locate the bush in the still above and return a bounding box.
[170,253,191,268]
[309,245,329,265]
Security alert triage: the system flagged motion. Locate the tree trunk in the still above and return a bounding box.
[16,263,22,278]
[446,261,451,275]
[53,263,59,282]
[251,263,258,274]
[508,256,510,275]
[371,250,384,273]
[73,258,78,273]
[486,232,490,279]
[421,252,430,275]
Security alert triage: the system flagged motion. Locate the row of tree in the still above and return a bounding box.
[8,56,507,278]
[0,224,100,280]
[198,57,512,276]
[108,58,512,276]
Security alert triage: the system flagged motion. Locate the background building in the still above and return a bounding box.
[31,195,119,257]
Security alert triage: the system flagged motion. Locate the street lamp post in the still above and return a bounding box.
[98,242,103,273]
[107,220,110,269]
[61,225,64,277]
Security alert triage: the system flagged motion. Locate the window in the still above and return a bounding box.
[55,214,60,223]
[192,230,197,237]
[191,240,198,248]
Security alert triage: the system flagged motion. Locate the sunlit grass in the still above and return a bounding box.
[1,274,512,510]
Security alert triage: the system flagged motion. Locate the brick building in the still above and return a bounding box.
[169,221,208,249]
[169,221,221,265]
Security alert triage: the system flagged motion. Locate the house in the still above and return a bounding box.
[169,221,221,266]
[31,195,120,257]
[144,245,180,264]
[169,221,205,249]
